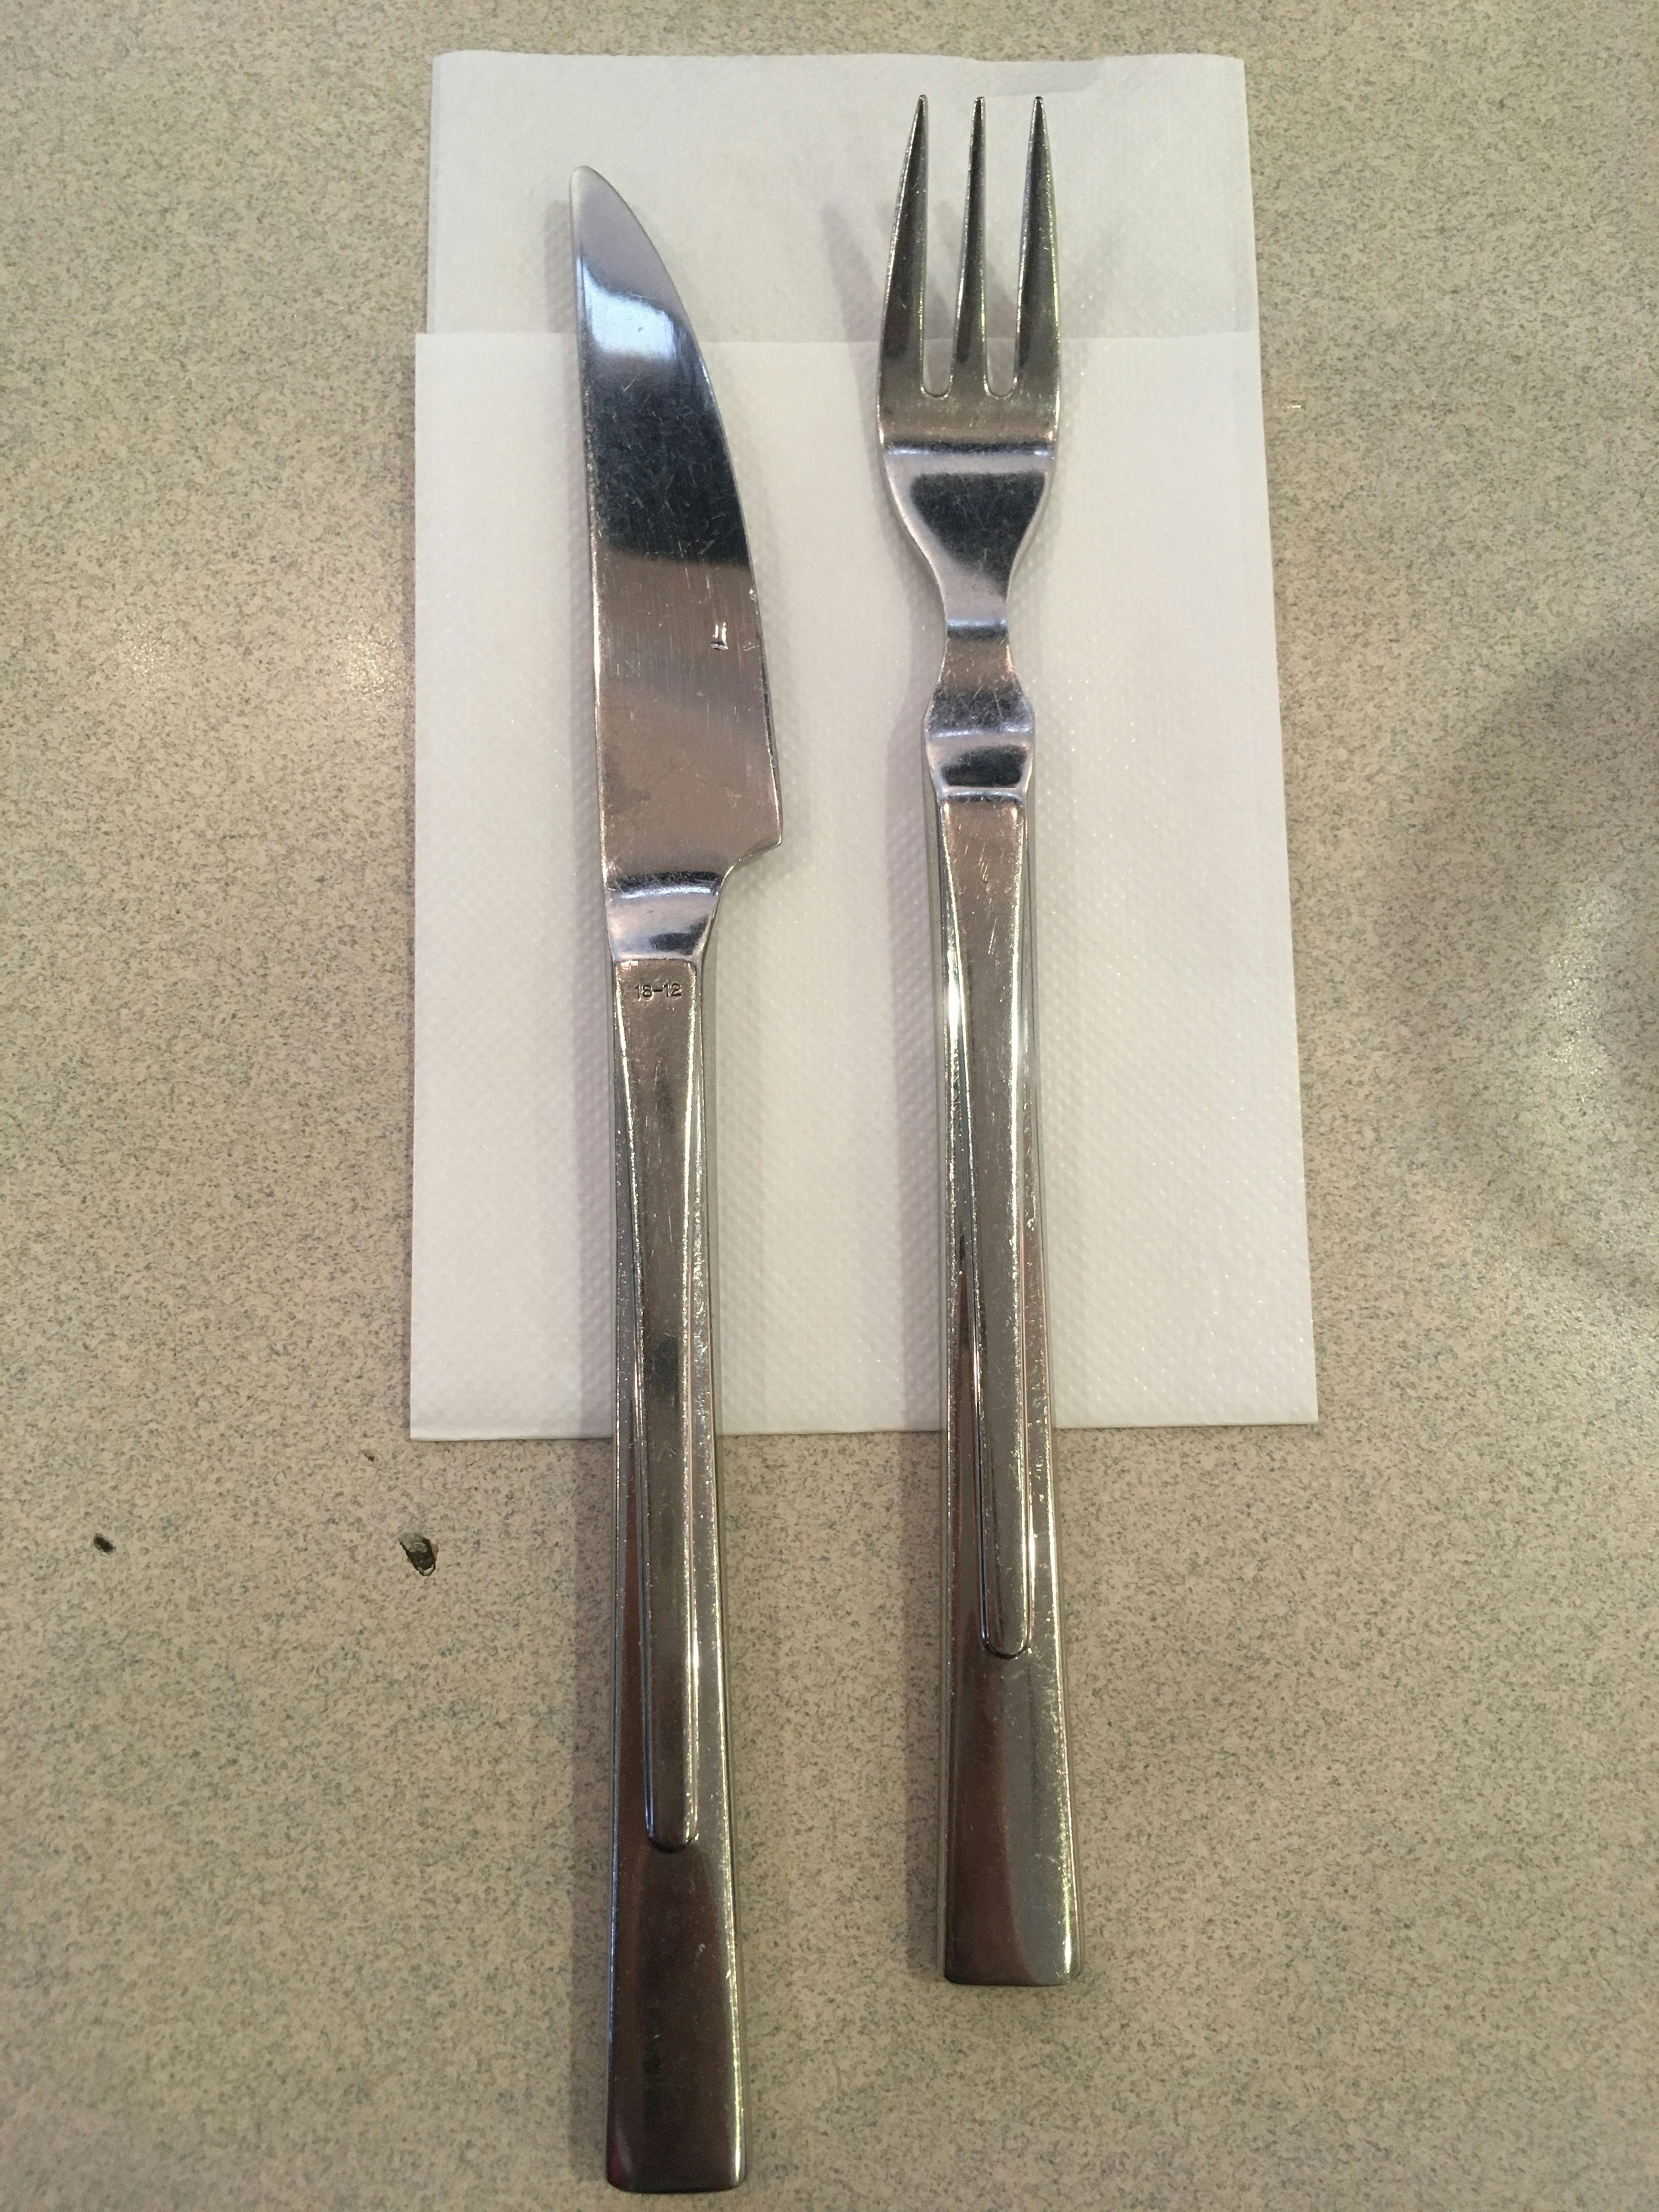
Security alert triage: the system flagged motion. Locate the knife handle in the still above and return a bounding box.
[607,954,745,2191]
[934,791,1082,1986]
[613,958,702,1851]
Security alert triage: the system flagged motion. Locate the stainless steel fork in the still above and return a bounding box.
[878,95,1081,1985]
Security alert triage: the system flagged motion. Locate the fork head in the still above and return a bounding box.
[877,96,1059,625]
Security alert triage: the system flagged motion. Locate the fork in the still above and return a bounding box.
[878,95,1081,1985]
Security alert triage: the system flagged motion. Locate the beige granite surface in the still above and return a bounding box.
[2,3,1656,2207]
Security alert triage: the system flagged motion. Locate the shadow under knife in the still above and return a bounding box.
[545,185,617,2182]
[563,1433,615,2180]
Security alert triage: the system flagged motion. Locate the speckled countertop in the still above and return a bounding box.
[3,5,1655,2208]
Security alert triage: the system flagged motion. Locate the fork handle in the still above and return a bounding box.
[934,791,1082,1985]
[607,955,745,2191]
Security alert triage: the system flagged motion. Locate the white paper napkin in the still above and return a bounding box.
[411,52,1316,1439]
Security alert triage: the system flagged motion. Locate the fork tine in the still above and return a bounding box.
[880,97,928,402]
[1015,97,1059,404]
[953,98,989,390]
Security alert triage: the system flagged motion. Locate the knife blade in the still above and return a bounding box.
[572,166,779,2196]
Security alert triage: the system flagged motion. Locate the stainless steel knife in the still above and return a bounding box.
[571,168,779,2195]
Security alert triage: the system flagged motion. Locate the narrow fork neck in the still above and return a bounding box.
[884,443,1053,635]
[926,630,1034,801]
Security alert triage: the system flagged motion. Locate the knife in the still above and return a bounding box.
[571,168,779,2194]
